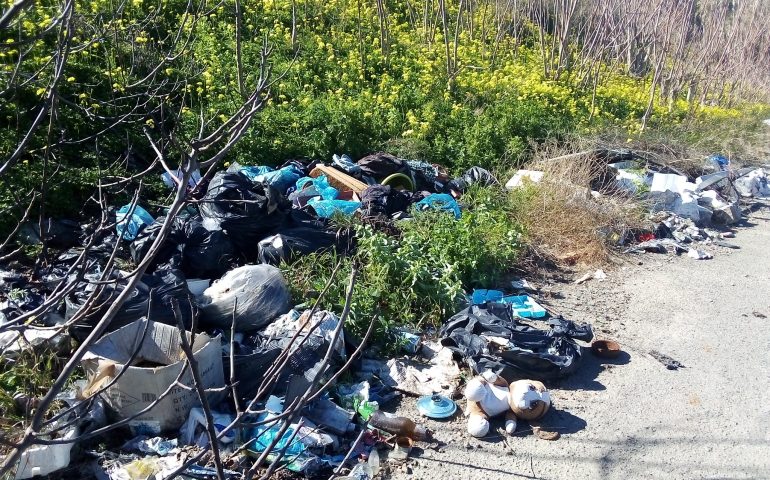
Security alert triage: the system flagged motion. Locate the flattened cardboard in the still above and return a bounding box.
[82,320,224,433]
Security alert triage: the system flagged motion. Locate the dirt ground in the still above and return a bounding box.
[386,203,770,480]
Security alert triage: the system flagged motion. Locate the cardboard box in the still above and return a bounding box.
[82,320,224,434]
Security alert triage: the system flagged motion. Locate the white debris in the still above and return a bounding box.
[575,269,607,284]
[505,170,544,189]
[734,168,770,198]
[687,248,713,260]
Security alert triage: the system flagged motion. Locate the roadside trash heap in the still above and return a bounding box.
[4,152,597,480]
[506,150,770,261]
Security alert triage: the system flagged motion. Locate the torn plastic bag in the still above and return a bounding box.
[360,185,413,218]
[439,303,592,381]
[198,172,289,258]
[258,227,340,265]
[115,203,154,241]
[65,269,195,340]
[199,264,290,331]
[446,166,498,194]
[356,152,409,180]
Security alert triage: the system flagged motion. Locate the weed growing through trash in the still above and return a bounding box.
[282,186,523,348]
[0,348,60,440]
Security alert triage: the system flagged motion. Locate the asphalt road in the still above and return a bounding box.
[387,205,770,480]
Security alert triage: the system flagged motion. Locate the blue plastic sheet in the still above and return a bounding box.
[470,290,547,318]
[116,204,154,241]
[414,193,461,219]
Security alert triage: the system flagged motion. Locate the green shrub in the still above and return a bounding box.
[281,185,523,349]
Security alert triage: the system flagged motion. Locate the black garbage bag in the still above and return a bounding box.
[18,218,82,249]
[356,152,410,180]
[258,227,340,265]
[439,303,592,381]
[130,217,180,271]
[360,185,413,218]
[223,340,282,401]
[199,171,289,260]
[446,166,498,195]
[177,216,237,279]
[65,268,195,341]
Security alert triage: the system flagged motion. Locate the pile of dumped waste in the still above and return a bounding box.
[3,148,766,479]
[507,150,770,261]
[1,152,604,480]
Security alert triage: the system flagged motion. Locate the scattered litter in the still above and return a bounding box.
[121,436,178,456]
[363,347,461,397]
[505,169,544,189]
[575,269,607,284]
[687,248,713,260]
[649,350,685,370]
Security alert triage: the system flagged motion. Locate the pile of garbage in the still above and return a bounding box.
[506,150,770,260]
[2,152,600,480]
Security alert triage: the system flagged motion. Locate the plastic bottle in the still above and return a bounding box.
[368,411,432,441]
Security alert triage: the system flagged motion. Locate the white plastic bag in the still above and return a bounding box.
[200,265,290,331]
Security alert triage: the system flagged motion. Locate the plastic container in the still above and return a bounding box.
[470,290,547,318]
[416,394,456,419]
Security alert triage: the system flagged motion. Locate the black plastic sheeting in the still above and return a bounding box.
[356,152,410,180]
[439,303,592,381]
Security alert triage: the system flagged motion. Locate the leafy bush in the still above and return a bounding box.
[281,186,523,347]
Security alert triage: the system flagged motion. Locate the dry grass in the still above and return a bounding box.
[509,140,649,268]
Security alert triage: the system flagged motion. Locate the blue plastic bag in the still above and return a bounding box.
[332,153,361,175]
[414,193,461,219]
[470,290,547,318]
[239,165,274,181]
[256,165,304,194]
[247,413,305,459]
[308,198,360,218]
[115,204,154,241]
[295,175,339,200]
